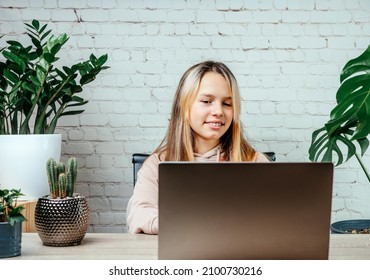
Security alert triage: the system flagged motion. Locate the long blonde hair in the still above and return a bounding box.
[155,61,256,161]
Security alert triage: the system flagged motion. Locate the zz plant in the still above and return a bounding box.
[309,44,370,182]
[0,188,27,225]
[0,19,109,134]
[46,157,77,199]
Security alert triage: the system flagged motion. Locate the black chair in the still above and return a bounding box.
[132,151,276,186]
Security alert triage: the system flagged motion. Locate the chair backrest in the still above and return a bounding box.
[132,152,276,187]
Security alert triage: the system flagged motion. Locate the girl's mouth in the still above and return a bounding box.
[205,122,224,128]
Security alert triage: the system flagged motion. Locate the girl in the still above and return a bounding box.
[126,61,269,234]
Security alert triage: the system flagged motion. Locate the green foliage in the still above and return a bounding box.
[0,188,27,226]
[46,157,77,199]
[0,19,109,134]
[309,45,370,182]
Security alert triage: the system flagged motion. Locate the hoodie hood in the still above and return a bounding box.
[194,144,222,162]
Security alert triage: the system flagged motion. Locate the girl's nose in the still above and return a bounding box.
[212,102,224,116]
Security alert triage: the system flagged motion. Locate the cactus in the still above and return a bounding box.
[46,157,77,199]
[66,157,77,197]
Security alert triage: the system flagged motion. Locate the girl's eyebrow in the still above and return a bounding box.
[199,93,232,100]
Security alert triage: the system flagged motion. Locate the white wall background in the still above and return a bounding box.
[1,0,370,232]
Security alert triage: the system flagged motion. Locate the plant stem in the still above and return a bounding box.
[354,152,370,183]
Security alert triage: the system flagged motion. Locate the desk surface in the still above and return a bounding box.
[6,233,370,260]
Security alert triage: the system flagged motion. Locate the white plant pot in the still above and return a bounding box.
[0,134,61,200]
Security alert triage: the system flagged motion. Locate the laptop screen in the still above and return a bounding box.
[158,162,334,260]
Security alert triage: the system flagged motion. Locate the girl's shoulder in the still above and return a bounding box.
[253,151,271,162]
[143,151,167,167]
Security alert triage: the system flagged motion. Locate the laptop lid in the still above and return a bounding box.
[158,162,333,260]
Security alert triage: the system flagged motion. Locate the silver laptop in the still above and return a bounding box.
[158,162,334,260]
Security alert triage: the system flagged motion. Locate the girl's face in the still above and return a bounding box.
[189,72,233,153]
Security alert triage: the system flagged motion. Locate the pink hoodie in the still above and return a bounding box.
[126,146,270,234]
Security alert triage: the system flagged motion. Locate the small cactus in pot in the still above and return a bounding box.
[46,157,77,199]
[35,156,89,247]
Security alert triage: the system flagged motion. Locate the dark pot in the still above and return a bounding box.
[35,195,89,246]
[330,219,370,234]
[0,221,22,258]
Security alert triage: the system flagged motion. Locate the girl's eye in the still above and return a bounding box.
[201,100,212,104]
[223,102,232,107]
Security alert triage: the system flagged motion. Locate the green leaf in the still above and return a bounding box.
[29,75,41,86]
[80,74,95,85]
[50,43,62,55]
[309,126,360,166]
[21,82,36,92]
[71,95,85,103]
[43,52,55,63]
[28,34,42,50]
[62,66,73,75]
[55,68,67,79]
[336,71,370,103]
[6,40,24,48]
[357,137,370,156]
[328,88,370,140]
[32,19,40,30]
[39,23,48,34]
[40,29,52,42]
[340,45,370,83]
[61,110,85,116]
[3,69,19,84]
[29,51,39,60]
[8,215,27,226]
[2,51,26,72]
[36,67,46,84]
[97,54,108,66]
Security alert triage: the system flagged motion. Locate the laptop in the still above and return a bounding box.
[158,162,334,260]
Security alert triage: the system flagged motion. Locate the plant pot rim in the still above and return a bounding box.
[331,219,370,234]
[0,134,61,137]
[39,193,86,200]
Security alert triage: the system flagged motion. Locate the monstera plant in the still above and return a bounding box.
[0,19,109,134]
[309,45,370,183]
[309,45,370,233]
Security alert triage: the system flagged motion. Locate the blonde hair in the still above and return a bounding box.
[155,61,256,161]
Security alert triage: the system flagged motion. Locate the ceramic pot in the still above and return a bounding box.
[35,195,89,246]
[0,221,22,258]
[0,134,61,200]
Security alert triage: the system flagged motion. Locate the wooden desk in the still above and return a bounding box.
[6,233,370,260]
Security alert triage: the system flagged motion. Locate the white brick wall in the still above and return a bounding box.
[1,0,370,232]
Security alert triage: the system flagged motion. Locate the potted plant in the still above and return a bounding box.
[309,44,370,233]
[0,19,109,199]
[34,157,90,246]
[0,188,27,258]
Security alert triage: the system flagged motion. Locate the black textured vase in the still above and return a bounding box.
[35,195,89,246]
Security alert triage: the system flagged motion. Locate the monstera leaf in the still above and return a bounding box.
[309,45,370,170]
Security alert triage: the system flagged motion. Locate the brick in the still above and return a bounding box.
[51,10,76,22]
[311,11,352,23]
[21,9,50,21]
[197,11,225,23]
[58,0,86,8]
[123,88,151,101]
[65,142,94,155]
[80,9,110,22]
[94,170,124,183]
[95,142,123,155]
[0,0,28,8]
[183,37,210,49]
[139,115,168,127]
